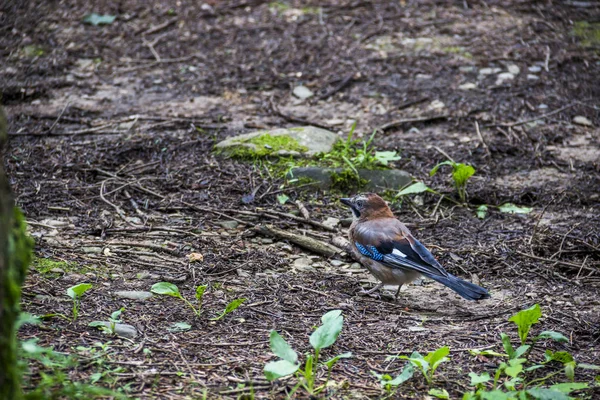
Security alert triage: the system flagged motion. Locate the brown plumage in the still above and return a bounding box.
[340,193,490,301]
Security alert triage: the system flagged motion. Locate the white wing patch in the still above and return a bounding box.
[392,248,407,258]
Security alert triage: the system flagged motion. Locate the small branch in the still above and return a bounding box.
[295,200,310,220]
[47,101,70,134]
[475,121,491,157]
[488,103,575,128]
[255,225,343,257]
[378,115,448,131]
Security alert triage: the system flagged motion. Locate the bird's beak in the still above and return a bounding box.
[340,198,352,208]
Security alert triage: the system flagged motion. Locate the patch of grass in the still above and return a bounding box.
[572,21,600,47]
[330,169,368,192]
[32,257,79,276]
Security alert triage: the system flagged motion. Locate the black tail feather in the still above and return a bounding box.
[429,274,490,301]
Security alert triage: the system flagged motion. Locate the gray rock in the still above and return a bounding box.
[330,260,345,267]
[527,74,539,80]
[507,64,520,75]
[215,126,338,158]
[114,291,153,301]
[82,246,103,253]
[293,85,314,99]
[219,220,239,229]
[528,65,542,73]
[350,262,362,270]
[95,322,138,339]
[287,167,411,190]
[458,82,477,90]
[573,116,593,127]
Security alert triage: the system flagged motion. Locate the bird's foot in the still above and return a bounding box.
[357,283,383,297]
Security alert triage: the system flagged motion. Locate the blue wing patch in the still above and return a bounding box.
[355,243,384,261]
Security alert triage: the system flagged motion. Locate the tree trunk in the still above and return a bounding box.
[0,105,33,399]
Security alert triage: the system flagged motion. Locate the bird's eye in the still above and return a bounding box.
[355,200,364,208]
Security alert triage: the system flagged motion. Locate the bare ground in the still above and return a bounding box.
[2,0,600,398]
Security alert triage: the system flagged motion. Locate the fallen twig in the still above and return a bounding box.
[378,115,448,131]
[488,103,575,128]
[255,224,343,257]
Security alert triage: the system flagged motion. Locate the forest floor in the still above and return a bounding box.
[2,0,600,399]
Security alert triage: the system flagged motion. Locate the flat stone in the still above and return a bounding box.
[288,167,411,190]
[527,74,539,80]
[293,257,315,272]
[495,72,515,85]
[114,291,153,301]
[323,217,340,229]
[479,67,501,75]
[458,82,477,90]
[507,64,520,75]
[350,262,362,270]
[82,246,102,253]
[94,322,138,339]
[215,126,338,158]
[528,65,542,73]
[459,66,476,72]
[573,115,593,127]
[293,85,314,99]
[330,260,345,267]
[218,220,239,229]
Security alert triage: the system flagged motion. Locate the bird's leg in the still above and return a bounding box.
[358,282,383,296]
[394,285,403,301]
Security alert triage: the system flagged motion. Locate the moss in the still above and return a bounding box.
[330,170,368,192]
[22,45,45,58]
[32,257,82,277]
[221,133,308,159]
[572,21,600,47]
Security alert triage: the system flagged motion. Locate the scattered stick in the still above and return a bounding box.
[295,200,310,220]
[269,99,332,130]
[488,103,575,128]
[316,74,354,101]
[474,121,491,157]
[141,18,177,36]
[47,101,70,134]
[103,241,183,256]
[397,96,430,111]
[433,146,455,162]
[544,45,550,72]
[255,225,343,257]
[378,115,448,131]
[515,251,597,274]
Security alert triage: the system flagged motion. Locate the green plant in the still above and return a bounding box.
[393,346,450,385]
[211,298,246,321]
[430,160,475,203]
[372,364,414,395]
[151,282,204,317]
[462,304,596,400]
[88,307,125,335]
[263,310,351,396]
[66,283,92,321]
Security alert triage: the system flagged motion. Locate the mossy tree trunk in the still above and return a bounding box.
[0,106,32,399]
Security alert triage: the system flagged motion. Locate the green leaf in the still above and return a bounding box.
[67,283,93,299]
[83,13,116,26]
[544,350,574,365]
[264,359,300,381]
[398,351,429,375]
[151,282,181,297]
[324,352,352,369]
[276,194,290,204]
[468,371,491,386]
[374,151,401,166]
[430,160,455,177]
[549,382,588,394]
[504,358,526,378]
[476,205,488,219]
[88,321,107,327]
[211,298,246,321]
[269,330,298,364]
[429,388,449,399]
[526,388,569,400]
[386,364,414,386]
[479,390,514,400]
[309,310,344,350]
[469,349,506,357]
[501,333,515,358]
[396,182,431,197]
[425,346,450,373]
[110,307,124,321]
[514,345,530,359]
[509,304,542,344]
[168,322,192,332]
[16,313,41,330]
[499,203,533,214]
[195,285,208,302]
[565,361,575,381]
[578,363,600,370]
[452,163,476,187]
[535,331,568,343]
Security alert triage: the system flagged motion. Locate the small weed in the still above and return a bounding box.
[32,257,79,277]
[264,310,351,396]
[66,283,92,321]
[430,160,475,203]
[372,364,414,395]
[572,21,600,48]
[89,307,125,335]
[211,298,247,321]
[392,346,450,385]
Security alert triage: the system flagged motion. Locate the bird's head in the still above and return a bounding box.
[340,193,393,221]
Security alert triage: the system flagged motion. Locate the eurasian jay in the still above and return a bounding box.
[341,193,490,301]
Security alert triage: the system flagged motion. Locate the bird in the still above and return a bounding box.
[340,193,490,301]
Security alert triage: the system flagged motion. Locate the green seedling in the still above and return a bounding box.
[151,282,205,317]
[264,310,351,396]
[428,388,449,399]
[211,298,246,321]
[372,364,414,395]
[430,160,475,203]
[394,346,450,385]
[66,283,92,321]
[89,307,125,335]
[508,304,542,345]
